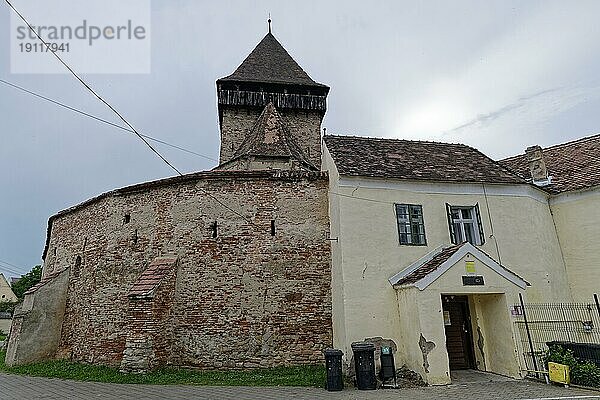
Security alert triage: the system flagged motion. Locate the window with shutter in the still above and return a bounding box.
[447,204,484,245]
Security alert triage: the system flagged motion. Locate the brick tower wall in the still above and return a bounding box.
[219,106,323,168]
[39,171,331,370]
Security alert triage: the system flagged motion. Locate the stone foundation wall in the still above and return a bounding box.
[40,171,331,370]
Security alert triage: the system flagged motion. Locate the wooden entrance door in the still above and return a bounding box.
[442,295,475,370]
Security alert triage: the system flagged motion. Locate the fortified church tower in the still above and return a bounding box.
[216,30,329,170]
[5,25,334,372]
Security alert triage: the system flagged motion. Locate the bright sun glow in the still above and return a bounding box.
[393,81,475,140]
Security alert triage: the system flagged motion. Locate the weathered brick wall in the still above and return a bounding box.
[280,109,323,168]
[120,258,178,373]
[43,171,331,369]
[219,107,260,164]
[219,107,323,168]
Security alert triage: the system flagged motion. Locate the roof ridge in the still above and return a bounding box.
[538,132,600,151]
[324,133,470,147]
[500,132,600,162]
[464,144,529,184]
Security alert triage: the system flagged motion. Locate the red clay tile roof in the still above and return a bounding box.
[395,243,529,287]
[128,256,178,299]
[324,135,525,184]
[24,267,68,296]
[221,102,316,170]
[396,244,464,285]
[500,134,600,194]
[218,33,327,88]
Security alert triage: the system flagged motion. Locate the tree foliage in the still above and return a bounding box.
[10,265,42,299]
[0,301,17,314]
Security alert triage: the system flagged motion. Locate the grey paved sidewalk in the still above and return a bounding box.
[1,372,599,400]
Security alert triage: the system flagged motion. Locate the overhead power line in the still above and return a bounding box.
[0,259,20,269]
[0,260,26,276]
[330,191,397,205]
[0,265,23,276]
[0,79,217,162]
[0,268,23,278]
[4,0,253,224]
[4,0,182,175]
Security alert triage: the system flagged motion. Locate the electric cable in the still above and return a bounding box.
[0,79,217,162]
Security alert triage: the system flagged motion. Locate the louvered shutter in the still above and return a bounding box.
[474,203,485,245]
[446,203,456,244]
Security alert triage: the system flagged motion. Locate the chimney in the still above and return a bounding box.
[525,145,551,186]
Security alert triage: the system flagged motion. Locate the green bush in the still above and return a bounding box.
[545,345,577,367]
[572,361,600,388]
[545,344,600,388]
[0,301,17,314]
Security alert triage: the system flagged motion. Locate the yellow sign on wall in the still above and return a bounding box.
[465,260,476,274]
[548,362,570,385]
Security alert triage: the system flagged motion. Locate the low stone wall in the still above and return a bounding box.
[5,268,70,366]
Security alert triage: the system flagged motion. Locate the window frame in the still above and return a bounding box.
[394,203,427,246]
[446,204,485,246]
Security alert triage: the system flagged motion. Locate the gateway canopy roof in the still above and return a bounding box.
[389,242,529,290]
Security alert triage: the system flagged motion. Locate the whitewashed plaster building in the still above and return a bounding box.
[322,134,600,384]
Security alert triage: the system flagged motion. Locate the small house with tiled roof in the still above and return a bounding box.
[0,273,17,336]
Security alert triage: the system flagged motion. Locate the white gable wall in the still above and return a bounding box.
[0,273,17,303]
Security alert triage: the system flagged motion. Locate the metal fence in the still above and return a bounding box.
[513,294,600,377]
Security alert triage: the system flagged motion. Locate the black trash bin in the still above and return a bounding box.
[351,342,376,390]
[324,348,344,391]
[379,346,397,388]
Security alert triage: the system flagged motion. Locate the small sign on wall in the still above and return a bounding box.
[443,310,451,326]
[462,275,484,286]
[510,305,523,317]
[465,260,476,274]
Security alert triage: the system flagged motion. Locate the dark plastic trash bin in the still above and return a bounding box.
[379,346,397,388]
[351,342,376,390]
[324,348,344,391]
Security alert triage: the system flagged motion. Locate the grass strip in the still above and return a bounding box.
[0,351,325,387]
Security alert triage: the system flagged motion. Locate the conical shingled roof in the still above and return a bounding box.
[225,102,317,170]
[218,33,327,88]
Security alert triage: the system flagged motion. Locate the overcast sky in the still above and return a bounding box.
[2,0,600,276]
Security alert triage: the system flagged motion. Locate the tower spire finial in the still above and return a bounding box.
[268,13,272,34]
